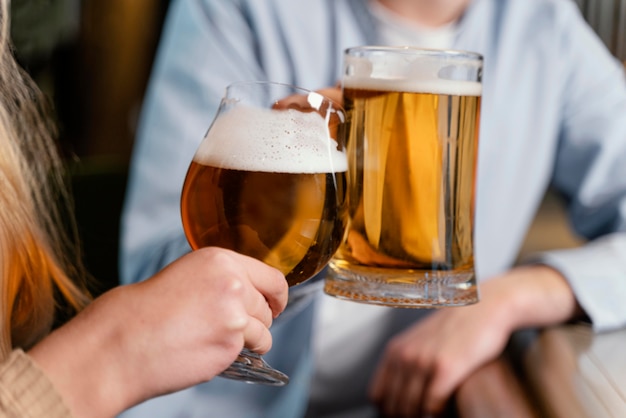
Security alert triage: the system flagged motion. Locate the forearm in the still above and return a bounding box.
[531,234,626,331]
[483,265,583,334]
[28,287,135,418]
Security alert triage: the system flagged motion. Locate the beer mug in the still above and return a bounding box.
[325,47,482,307]
[181,81,348,385]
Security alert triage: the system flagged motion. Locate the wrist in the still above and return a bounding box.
[477,276,522,337]
[481,265,579,333]
[28,287,133,418]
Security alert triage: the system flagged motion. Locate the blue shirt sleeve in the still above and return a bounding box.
[535,3,626,332]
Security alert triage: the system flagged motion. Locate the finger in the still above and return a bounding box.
[199,249,287,314]
[382,363,406,417]
[316,87,342,106]
[273,93,310,110]
[241,259,288,317]
[422,359,468,416]
[422,330,497,416]
[399,372,428,417]
[241,282,275,328]
[219,279,249,332]
[242,316,273,354]
[381,360,431,418]
[371,337,434,417]
[370,353,404,415]
[369,354,391,404]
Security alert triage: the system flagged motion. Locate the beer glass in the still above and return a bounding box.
[181,81,348,385]
[326,47,482,308]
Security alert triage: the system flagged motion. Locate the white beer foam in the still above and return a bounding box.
[344,76,482,97]
[344,53,482,96]
[195,105,348,173]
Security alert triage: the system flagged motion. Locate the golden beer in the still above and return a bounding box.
[182,163,347,287]
[325,47,482,307]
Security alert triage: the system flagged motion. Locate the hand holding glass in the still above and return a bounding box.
[180,81,348,385]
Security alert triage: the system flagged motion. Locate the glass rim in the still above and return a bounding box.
[344,45,483,62]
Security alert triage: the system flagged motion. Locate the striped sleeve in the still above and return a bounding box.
[0,349,74,418]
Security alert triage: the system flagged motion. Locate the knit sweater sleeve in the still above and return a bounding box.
[0,349,74,418]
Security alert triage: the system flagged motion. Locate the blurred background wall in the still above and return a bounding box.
[11,0,170,162]
[8,0,626,292]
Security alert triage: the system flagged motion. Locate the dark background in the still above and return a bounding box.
[12,0,171,295]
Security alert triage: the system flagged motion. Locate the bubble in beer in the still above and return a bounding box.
[195,106,347,173]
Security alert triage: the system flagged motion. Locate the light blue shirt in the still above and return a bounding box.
[119,0,626,416]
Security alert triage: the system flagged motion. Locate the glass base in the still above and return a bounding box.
[219,348,289,386]
[325,263,479,308]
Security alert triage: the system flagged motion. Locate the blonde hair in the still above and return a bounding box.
[0,0,90,359]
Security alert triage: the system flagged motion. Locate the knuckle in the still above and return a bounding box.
[397,345,416,364]
[198,247,237,269]
[386,336,404,355]
[430,352,458,381]
[222,303,249,331]
[211,247,233,264]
